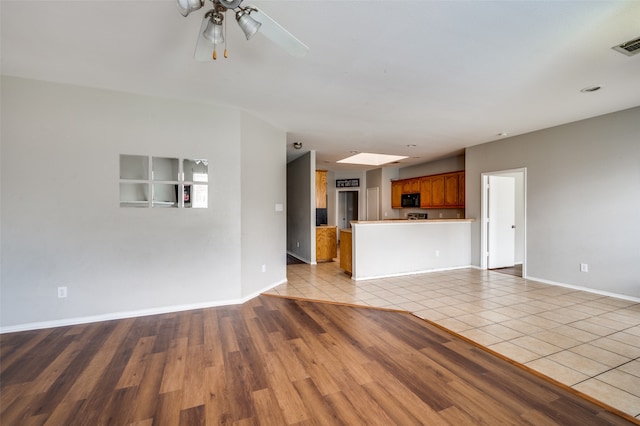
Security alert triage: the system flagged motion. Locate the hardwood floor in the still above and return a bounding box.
[1,295,637,425]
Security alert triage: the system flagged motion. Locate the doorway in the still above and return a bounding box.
[481,169,526,277]
[337,189,359,231]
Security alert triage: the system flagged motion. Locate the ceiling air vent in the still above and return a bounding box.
[612,36,640,56]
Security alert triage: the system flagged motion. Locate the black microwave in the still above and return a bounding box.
[401,193,420,208]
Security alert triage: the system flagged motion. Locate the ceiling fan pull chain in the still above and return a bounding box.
[224,9,228,58]
[213,48,217,60]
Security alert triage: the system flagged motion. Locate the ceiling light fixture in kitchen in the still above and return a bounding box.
[337,153,408,166]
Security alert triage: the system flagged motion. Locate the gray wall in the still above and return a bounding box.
[240,111,287,297]
[366,168,382,220]
[286,151,314,263]
[1,76,287,330]
[381,167,400,219]
[466,107,640,298]
[399,154,465,179]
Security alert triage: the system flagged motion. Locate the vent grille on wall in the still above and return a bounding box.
[612,36,640,56]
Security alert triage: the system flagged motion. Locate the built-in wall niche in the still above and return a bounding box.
[119,155,208,208]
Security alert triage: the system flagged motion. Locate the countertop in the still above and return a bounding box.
[352,219,475,224]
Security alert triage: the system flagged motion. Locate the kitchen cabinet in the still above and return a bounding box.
[316,170,327,208]
[402,178,420,194]
[394,171,465,209]
[444,174,460,206]
[316,226,337,262]
[458,173,465,207]
[419,177,432,208]
[339,229,352,275]
[431,175,445,206]
[391,181,403,208]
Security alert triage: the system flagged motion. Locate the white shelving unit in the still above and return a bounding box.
[119,155,208,208]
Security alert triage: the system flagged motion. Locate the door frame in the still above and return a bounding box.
[480,168,527,276]
[335,188,360,231]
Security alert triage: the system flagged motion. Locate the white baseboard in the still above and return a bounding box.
[0,278,288,334]
[524,275,640,303]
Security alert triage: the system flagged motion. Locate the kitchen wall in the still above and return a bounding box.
[399,154,465,179]
[366,167,400,220]
[286,151,315,263]
[466,106,640,299]
[1,76,287,331]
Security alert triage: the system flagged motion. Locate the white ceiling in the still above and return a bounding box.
[2,1,639,171]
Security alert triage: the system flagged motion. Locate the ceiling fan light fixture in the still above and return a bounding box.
[236,8,262,40]
[177,0,204,17]
[202,11,224,44]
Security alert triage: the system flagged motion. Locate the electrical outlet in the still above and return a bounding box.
[439,213,443,218]
[57,286,68,298]
[296,241,300,247]
[580,263,589,272]
[262,264,266,273]
[435,250,440,257]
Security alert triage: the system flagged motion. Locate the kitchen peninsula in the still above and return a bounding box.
[342,219,474,280]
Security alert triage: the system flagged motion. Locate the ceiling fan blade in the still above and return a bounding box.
[249,5,309,58]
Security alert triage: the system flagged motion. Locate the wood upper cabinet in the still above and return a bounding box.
[431,175,445,207]
[391,180,403,208]
[458,172,465,207]
[444,173,459,206]
[393,171,465,209]
[419,177,432,208]
[316,170,327,208]
[402,178,420,194]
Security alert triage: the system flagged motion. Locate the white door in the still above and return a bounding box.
[366,187,379,221]
[488,175,515,268]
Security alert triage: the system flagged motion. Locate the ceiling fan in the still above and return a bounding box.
[177,0,309,61]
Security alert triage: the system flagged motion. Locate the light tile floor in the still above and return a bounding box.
[264,262,640,419]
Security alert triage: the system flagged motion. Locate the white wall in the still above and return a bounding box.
[352,221,472,280]
[1,76,286,330]
[466,107,640,298]
[240,111,287,297]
